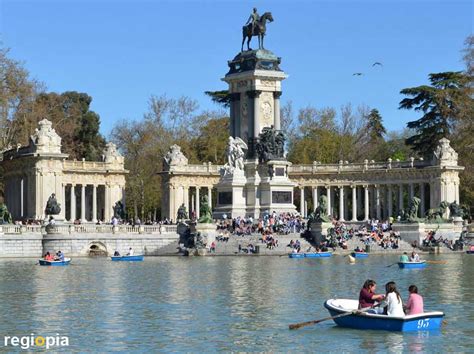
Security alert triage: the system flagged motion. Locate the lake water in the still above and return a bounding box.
[0,254,472,352]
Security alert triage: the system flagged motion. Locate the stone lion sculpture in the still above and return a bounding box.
[448,201,464,219]
[177,203,188,221]
[425,201,450,221]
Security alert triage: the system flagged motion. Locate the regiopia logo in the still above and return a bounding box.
[4,334,69,350]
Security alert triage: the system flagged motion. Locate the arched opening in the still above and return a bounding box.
[88,242,108,257]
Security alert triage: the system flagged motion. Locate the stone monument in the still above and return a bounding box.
[214,14,297,218]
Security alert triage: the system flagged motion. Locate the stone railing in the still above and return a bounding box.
[63,159,125,172]
[0,224,179,235]
[168,163,221,174]
[289,158,429,174]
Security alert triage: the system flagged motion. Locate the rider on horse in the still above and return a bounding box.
[245,8,260,34]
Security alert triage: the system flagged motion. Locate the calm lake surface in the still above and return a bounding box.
[0,254,472,352]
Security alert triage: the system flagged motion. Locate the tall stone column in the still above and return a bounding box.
[92,184,97,223]
[419,183,425,217]
[273,91,282,130]
[375,185,381,220]
[184,186,189,212]
[339,186,345,221]
[352,185,357,221]
[70,184,76,222]
[409,183,415,201]
[364,185,369,221]
[20,178,24,218]
[398,184,404,214]
[196,187,200,219]
[168,184,174,220]
[326,186,331,217]
[387,184,393,218]
[247,90,262,156]
[60,183,66,221]
[312,186,319,211]
[229,93,241,137]
[207,186,212,209]
[300,187,305,216]
[81,184,86,223]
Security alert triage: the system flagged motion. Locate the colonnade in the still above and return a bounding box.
[168,185,213,222]
[297,182,431,221]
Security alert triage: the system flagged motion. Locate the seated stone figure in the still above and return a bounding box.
[198,196,213,224]
[0,203,12,224]
[308,195,330,223]
[177,203,188,221]
[401,197,421,222]
[45,193,61,215]
[448,201,464,219]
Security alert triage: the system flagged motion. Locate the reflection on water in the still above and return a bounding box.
[0,254,472,352]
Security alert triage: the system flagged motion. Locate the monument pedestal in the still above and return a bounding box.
[258,159,296,216]
[191,222,217,246]
[309,221,332,246]
[214,170,247,219]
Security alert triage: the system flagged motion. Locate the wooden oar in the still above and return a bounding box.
[386,262,398,267]
[289,305,376,330]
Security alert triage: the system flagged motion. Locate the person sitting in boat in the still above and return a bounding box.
[354,246,363,253]
[380,281,405,316]
[114,250,120,256]
[399,252,409,263]
[56,250,64,261]
[44,252,54,261]
[410,251,420,262]
[359,279,385,311]
[127,247,134,256]
[404,284,424,315]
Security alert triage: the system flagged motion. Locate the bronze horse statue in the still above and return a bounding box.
[241,12,274,52]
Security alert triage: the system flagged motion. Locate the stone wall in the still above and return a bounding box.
[0,234,43,257]
[0,232,179,258]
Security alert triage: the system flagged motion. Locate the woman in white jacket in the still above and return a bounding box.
[381,281,405,316]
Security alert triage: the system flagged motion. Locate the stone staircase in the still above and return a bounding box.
[211,233,312,256]
[343,236,415,254]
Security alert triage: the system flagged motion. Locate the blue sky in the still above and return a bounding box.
[1,0,472,137]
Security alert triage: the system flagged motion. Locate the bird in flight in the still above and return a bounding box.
[372,62,383,67]
[353,73,363,76]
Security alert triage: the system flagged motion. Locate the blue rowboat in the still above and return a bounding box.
[351,252,369,258]
[304,252,332,258]
[398,261,426,269]
[288,253,305,259]
[111,255,144,262]
[38,258,71,266]
[324,299,444,332]
[467,250,474,254]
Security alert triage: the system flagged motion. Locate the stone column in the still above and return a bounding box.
[81,184,86,222]
[364,185,369,221]
[207,186,212,209]
[339,186,345,221]
[70,184,76,222]
[252,91,261,138]
[398,184,404,214]
[387,184,393,218]
[419,183,425,217]
[20,178,24,218]
[312,186,319,211]
[409,183,415,201]
[196,187,200,219]
[357,186,363,214]
[273,91,282,130]
[326,186,331,217]
[60,183,66,221]
[351,185,357,221]
[300,187,305,216]
[168,184,174,219]
[92,184,97,223]
[375,185,381,220]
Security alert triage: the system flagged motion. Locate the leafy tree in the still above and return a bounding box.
[366,109,386,142]
[204,90,231,108]
[400,71,469,157]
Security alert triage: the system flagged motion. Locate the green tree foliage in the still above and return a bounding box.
[204,90,231,108]
[366,109,387,142]
[26,91,106,160]
[0,46,42,150]
[110,95,229,220]
[400,71,470,157]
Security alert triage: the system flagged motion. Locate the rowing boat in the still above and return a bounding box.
[304,252,332,258]
[351,252,369,258]
[398,261,426,269]
[38,258,71,266]
[111,255,144,261]
[324,298,444,331]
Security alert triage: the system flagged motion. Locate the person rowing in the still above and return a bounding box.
[399,252,409,262]
[359,279,385,313]
[410,251,420,262]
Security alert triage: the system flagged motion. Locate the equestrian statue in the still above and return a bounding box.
[242,8,274,52]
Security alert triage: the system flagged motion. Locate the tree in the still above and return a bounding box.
[400,71,470,157]
[204,90,231,108]
[366,109,387,142]
[0,46,42,151]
